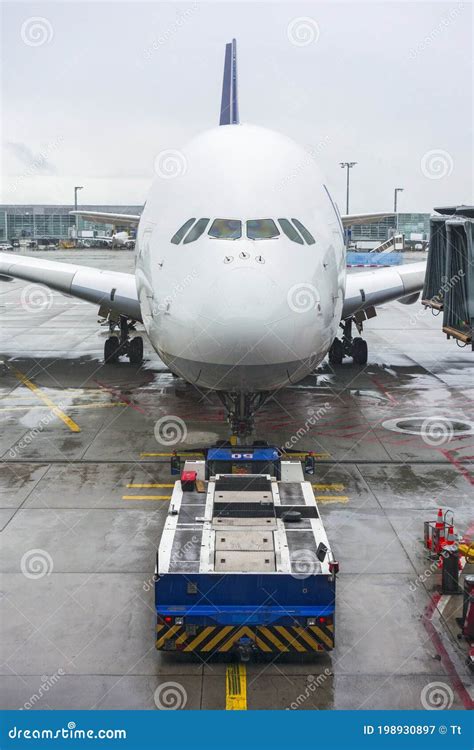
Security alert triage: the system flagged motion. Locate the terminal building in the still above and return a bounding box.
[350,213,431,245]
[0,205,143,242]
[0,204,430,247]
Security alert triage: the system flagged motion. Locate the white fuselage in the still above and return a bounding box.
[135,124,345,392]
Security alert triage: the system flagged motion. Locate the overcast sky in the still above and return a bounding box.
[1,1,472,212]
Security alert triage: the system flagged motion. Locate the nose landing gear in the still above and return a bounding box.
[218,391,269,438]
[329,317,368,366]
[104,315,144,365]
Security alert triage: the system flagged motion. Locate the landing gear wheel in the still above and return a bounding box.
[351,337,368,365]
[128,336,143,365]
[329,338,344,365]
[104,336,120,363]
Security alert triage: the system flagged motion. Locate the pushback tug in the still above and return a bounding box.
[154,445,338,659]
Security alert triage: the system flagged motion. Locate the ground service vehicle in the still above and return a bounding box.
[155,445,337,659]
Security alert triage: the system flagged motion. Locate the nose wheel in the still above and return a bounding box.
[103,315,143,365]
[218,391,269,438]
[329,318,368,365]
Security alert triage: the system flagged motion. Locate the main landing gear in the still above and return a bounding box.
[104,315,144,365]
[329,317,368,366]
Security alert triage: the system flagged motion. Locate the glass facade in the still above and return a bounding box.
[0,205,142,240]
[396,213,430,238]
[350,213,430,242]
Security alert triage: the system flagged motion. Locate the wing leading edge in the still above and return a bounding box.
[342,261,426,319]
[69,210,141,226]
[0,252,141,321]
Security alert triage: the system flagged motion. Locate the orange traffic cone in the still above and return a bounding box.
[435,508,444,530]
[445,525,455,546]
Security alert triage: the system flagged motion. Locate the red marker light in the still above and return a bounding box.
[318,616,327,623]
[164,616,173,624]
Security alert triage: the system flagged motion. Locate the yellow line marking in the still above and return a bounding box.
[314,495,349,503]
[122,495,170,501]
[126,483,174,488]
[312,483,345,491]
[140,452,204,458]
[282,452,331,459]
[0,402,127,413]
[12,369,81,433]
[226,664,247,710]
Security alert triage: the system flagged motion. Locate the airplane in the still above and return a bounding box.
[0,39,425,435]
[79,232,135,250]
[74,212,137,248]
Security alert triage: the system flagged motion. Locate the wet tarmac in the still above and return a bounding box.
[1,249,473,710]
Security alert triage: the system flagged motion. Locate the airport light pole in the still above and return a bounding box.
[339,162,357,214]
[394,187,404,231]
[74,186,83,244]
[74,186,83,212]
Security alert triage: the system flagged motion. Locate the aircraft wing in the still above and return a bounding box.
[70,210,141,226]
[0,252,142,321]
[342,261,426,318]
[341,212,395,227]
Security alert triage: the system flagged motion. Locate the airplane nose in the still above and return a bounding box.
[193,267,298,366]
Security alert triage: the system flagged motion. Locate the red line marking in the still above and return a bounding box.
[422,593,473,710]
[94,379,147,415]
[370,375,399,405]
[440,449,474,486]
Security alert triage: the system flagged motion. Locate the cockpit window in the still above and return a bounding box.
[277,218,304,245]
[171,218,195,245]
[246,219,280,240]
[183,218,210,244]
[291,218,316,245]
[208,219,242,240]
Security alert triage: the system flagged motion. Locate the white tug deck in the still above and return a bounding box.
[159,450,334,578]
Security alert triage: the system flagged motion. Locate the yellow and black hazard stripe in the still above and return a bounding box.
[156,622,334,653]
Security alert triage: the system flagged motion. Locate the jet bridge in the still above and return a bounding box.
[422,206,474,348]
